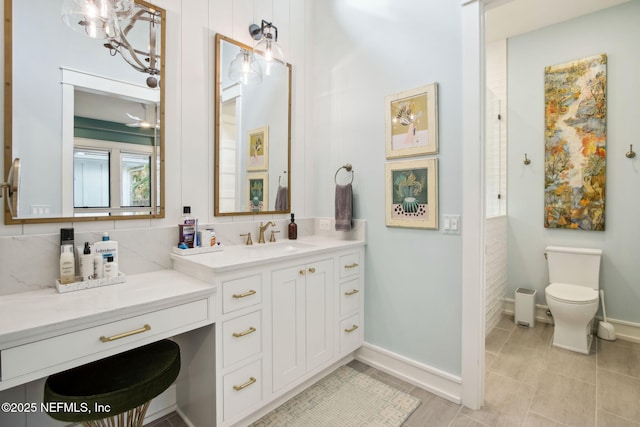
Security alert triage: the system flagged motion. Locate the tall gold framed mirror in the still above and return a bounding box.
[3,0,165,224]
[214,34,291,216]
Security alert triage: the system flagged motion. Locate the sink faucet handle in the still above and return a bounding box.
[269,230,280,242]
[240,233,253,245]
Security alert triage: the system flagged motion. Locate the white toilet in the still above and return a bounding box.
[545,246,602,354]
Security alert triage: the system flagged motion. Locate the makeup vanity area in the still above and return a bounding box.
[0,270,217,425]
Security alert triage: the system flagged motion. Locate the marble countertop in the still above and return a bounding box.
[170,235,365,274]
[0,269,216,350]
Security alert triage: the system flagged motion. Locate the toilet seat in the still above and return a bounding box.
[546,283,599,304]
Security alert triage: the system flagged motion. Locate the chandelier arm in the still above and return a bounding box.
[148,17,157,71]
[120,10,148,36]
[116,31,150,70]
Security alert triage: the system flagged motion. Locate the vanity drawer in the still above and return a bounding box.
[1,299,209,381]
[339,252,361,279]
[222,274,262,314]
[340,314,362,355]
[340,279,361,317]
[222,310,262,368]
[223,359,262,422]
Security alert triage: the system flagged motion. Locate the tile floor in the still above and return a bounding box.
[474,315,640,427]
[147,317,640,426]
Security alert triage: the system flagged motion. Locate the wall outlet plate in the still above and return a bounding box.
[319,219,331,231]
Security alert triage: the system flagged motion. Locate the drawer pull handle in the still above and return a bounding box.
[232,290,257,299]
[299,270,306,276]
[344,324,359,333]
[345,289,359,296]
[100,324,151,343]
[233,377,257,391]
[344,263,359,269]
[232,327,257,338]
[308,267,316,273]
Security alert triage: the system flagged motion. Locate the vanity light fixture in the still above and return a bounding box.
[228,49,263,86]
[61,0,162,88]
[249,20,286,75]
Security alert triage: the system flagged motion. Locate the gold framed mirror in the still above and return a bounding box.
[3,0,165,224]
[214,34,291,216]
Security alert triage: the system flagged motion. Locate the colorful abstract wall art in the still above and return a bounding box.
[385,159,438,229]
[544,54,607,231]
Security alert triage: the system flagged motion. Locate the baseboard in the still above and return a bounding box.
[503,297,640,343]
[355,342,462,404]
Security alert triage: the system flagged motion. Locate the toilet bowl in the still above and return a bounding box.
[544,246,602,355]
[546,283,599,354]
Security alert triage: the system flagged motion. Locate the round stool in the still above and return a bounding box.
[44,339,180,427]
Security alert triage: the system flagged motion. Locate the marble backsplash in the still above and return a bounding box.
[0,217,365,296]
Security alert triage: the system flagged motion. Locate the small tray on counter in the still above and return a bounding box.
[55,273,126,293]
[171,244,224,256]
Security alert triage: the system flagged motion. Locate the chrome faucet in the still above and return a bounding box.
[258,221,276,243]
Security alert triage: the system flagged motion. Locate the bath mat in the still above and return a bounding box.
[251,365,421,426]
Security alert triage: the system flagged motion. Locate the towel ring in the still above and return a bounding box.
[334,164,354,185]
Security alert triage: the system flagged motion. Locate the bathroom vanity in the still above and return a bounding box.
[0,270,217,426]
[171,235,365,426]
[0,232,364,427]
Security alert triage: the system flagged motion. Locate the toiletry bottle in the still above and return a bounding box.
[59,245,76,284]
[93,232,118,265]
[183,206,199,247]
[78,242,93,281]
[94,253,104,279]
[179,206,197,248]
[60,228,74,249]
[103,256,118,278]
[288,213,298,240]
[61,227,75,272]
[209,228,217,246]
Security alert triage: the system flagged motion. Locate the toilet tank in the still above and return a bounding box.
[545,246,602,289]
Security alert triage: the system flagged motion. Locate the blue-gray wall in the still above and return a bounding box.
[306,1,463,375]
[507,0,640,322]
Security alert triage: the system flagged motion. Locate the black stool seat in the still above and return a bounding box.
[44,339,180,423]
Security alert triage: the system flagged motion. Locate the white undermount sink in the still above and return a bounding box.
[244,240,316,254]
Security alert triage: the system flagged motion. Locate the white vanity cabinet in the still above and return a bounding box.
[338,251,363,355]
[271,257,334,392]
[215,270,266,424]
[171,237,365,427]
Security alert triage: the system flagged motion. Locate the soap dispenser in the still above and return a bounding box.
[288,213,298,240]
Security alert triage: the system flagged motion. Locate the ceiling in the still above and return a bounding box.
[485,0,631,42]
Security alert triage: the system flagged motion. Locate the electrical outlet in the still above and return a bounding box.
[319,219,331,231]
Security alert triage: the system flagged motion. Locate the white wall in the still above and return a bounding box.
[306,1,463,375]
[507,0,640,322]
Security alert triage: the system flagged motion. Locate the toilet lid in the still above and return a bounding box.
[546,283,599,304]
